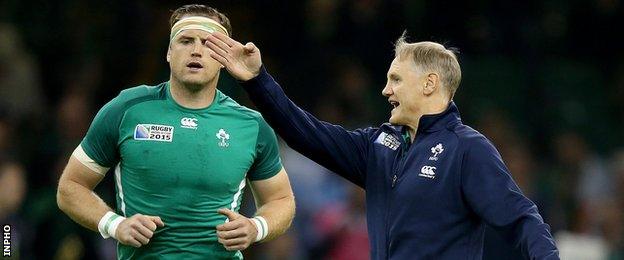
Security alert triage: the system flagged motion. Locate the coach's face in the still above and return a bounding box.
[382,57,428,127]
[167,29,222,89]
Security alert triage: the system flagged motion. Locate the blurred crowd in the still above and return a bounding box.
[1,0,623,259]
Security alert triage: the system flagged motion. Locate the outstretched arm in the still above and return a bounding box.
[205,32,373,187]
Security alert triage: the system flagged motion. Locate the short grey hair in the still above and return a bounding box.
[394,34,461,98]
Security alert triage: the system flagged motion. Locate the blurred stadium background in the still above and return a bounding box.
[1,0,623,259]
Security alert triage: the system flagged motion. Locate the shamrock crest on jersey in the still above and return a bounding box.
[429,143,444,161]
[216,129,230,147]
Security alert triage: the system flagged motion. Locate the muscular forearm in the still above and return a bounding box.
[57,178,112,232]
[254,195,295,241]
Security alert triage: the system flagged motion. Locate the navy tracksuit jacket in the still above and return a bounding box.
[241,67,559,259]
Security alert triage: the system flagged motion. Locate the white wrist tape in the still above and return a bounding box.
[251,216,268,242]
[98,211,125,239]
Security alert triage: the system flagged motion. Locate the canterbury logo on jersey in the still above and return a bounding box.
[419,166,436,179]
[181,117,198,129]
[134,124,174,142]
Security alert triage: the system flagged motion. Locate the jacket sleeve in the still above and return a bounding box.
[239,66,373,188]
[461,135,559,259]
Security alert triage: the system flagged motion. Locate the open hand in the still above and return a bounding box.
[206,32,262,81]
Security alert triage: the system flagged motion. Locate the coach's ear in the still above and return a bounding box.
[166,48,171,63]
[423,73,439,96]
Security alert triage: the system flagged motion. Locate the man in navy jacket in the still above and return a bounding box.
[205,32,559,259]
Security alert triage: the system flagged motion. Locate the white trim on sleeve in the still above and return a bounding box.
[72,145,109,176]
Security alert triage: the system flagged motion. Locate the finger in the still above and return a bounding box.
[209,52,229,66]
[134,221,154,239]
[206,34,233,55]
[216,219,244,231]
[205,39,231,62]
[219,237,248,247]
[212,31,239,47]
[217,236,246,251]
[124,236,142,248]
[148,216,165,227]
[130,229,150,245]
[217,229,246,239]
[224,244,248,251]
[217,208,241,221]
[210,52,228,67]
[138,217,157,232]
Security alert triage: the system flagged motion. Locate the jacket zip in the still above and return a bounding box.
[385,130,428,258]
[385,129,411,258]
[393,131,421,187]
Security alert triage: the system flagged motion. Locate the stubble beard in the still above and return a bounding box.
[181,81,205,92]
[173,70,218,93]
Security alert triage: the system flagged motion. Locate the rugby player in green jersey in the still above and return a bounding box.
[56,4,295,259]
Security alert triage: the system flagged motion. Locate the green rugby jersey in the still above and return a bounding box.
[79,82,282,259]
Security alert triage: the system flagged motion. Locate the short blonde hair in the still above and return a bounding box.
[395,34,461,98]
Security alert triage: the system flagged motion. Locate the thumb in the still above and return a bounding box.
[217,208,240,221]
[243,42,257,54]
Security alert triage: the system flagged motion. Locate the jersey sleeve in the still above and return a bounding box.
[247,117,283,181]
[79,96,125,171]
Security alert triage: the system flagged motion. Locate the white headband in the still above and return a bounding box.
[170,16,229,41]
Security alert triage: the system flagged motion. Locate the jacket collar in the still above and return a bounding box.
[392,101,462,135]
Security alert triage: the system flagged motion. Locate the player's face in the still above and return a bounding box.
[167,29,222,89]
[382,57,427,126]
